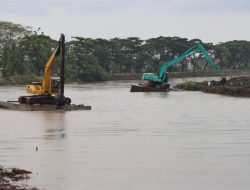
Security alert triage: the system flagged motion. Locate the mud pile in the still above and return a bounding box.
[0,166,37,190]
[175,77,250,97]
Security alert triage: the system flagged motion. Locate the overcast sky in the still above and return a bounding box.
[1,0,250,43]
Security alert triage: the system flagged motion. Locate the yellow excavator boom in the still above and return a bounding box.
[42,42,61,94]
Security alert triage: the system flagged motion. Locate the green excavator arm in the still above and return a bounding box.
[143,43,225,83]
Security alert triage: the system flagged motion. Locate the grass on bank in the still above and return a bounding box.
[0,75,40,85]
[174,81,201,91]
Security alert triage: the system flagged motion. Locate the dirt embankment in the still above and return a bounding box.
[108,70,250,81]
[175,77,250,97]
[0,165,37,190]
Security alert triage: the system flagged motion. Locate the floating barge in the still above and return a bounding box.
[130,84,169,92]
[0,101,91,111]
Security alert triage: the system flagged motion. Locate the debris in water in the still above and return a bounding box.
[0,165,37,190]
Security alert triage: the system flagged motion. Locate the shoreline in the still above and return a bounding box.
[107,70,250,81]
[174,76,250,98]
[0,70,250,86]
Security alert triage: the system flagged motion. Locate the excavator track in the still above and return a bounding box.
[18,95,71,106]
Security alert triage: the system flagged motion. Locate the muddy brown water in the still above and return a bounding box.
[0,78,250,190]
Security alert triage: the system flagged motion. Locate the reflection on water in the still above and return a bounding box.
[42,112,66,140]
[0,79,250,190]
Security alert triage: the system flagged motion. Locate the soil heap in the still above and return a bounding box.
[174,77,250,97]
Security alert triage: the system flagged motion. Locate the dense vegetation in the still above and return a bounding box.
[1,21,250,82]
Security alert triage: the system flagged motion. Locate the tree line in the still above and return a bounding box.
[1,21,250,81]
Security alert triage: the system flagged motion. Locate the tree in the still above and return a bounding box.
[0,21,31,76]
[215,41,250,70]
[20,32,56,76]
[66,37,108,81]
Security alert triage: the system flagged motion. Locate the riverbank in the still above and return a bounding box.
[107,70,250,80]
[1,70,250,85]
[174,76,250,97]
[0,165,37,190]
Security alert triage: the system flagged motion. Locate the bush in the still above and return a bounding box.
[175,81,201,91]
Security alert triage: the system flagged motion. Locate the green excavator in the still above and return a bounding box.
[130,43,226,92]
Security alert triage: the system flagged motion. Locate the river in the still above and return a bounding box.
[0,78,250,190]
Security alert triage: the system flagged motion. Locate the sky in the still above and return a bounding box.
[0,0,250,43]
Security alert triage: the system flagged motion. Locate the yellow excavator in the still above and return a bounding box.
[18,34,71,106]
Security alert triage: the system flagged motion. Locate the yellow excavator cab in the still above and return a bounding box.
[27,77,60,95]
[50,77,61,95]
